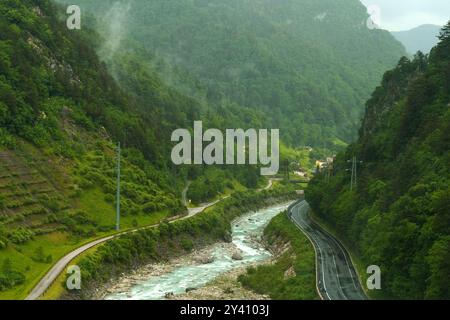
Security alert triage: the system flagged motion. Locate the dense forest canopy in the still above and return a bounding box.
[58,0,405,149]
[307,22,450,299]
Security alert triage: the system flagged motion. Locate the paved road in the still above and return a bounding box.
[26,195,229,300]
[27,179,275,300]
[288,200,367,300]
[185,178,275,217]
[26,236,114,300]
[259,178,282,191]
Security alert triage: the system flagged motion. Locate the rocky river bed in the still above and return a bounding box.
[97,202,292,300]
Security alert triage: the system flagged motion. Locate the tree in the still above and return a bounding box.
[433,21,450,60]
[438,21,450,41]
[426,237,450,299]
[1,259,12,274]
[33,246,46,263]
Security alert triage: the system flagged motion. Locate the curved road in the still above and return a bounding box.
[26,179,274,300]
[26,195,227,300]
[288,200,367,300]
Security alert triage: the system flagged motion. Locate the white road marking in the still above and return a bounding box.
[291,202,332,300]
[314,219,363,295]
[332,253,348,300]
[289,201,366,300]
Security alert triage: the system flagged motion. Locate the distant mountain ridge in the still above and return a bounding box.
[58,0,406,149]
[391,24,442,54]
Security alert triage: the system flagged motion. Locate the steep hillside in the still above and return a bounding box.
[307,23,450,299]
[392,24,442,54]
[0,0,272,298]
[0,0,199,298]
[58,0,405,148]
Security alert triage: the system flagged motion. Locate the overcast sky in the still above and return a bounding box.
[360,0,450,31]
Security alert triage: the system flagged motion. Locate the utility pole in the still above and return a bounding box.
[326,164,331,183]
[116,142,121,231]
[347,156,362,191]
[287,160,290,181]
[351,156,357,191]
[284,159,290,181]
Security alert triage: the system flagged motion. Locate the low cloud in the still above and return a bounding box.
[360,0,450,31]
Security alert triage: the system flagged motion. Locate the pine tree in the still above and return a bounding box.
[438,21,450,41]
[431,21,450,61]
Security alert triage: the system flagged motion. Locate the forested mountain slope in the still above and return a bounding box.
[307,23,450,299]
[59,0,405,148]
[0,0,273,299]
[0,0,211,297]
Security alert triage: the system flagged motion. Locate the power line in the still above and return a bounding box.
[347,156,363,191]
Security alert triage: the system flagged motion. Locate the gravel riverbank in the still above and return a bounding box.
[93,203,292,300]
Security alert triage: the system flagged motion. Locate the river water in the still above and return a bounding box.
[104,202,292,300]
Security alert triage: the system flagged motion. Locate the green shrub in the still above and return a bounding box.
[142,202,156,214]
[104,194,114,203]
[46,213,58,223]
[0,259,25,291]
[0,195,5,210]
[32,246,47,263]
[8,227,34,244]
[180,238,194,252]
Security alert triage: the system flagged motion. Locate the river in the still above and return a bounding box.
[104,202,292,300]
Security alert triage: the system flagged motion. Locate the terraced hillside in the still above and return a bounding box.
[0,0,199,298]
[0,149,71,237]
[0,131,187,299]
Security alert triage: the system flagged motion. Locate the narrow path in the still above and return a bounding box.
[259,178,281,191]
[288,200,367,300]
[26,179,275,300]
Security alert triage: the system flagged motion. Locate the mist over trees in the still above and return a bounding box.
[58,0,405,149]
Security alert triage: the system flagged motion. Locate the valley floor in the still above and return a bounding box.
[93,242,268,300]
